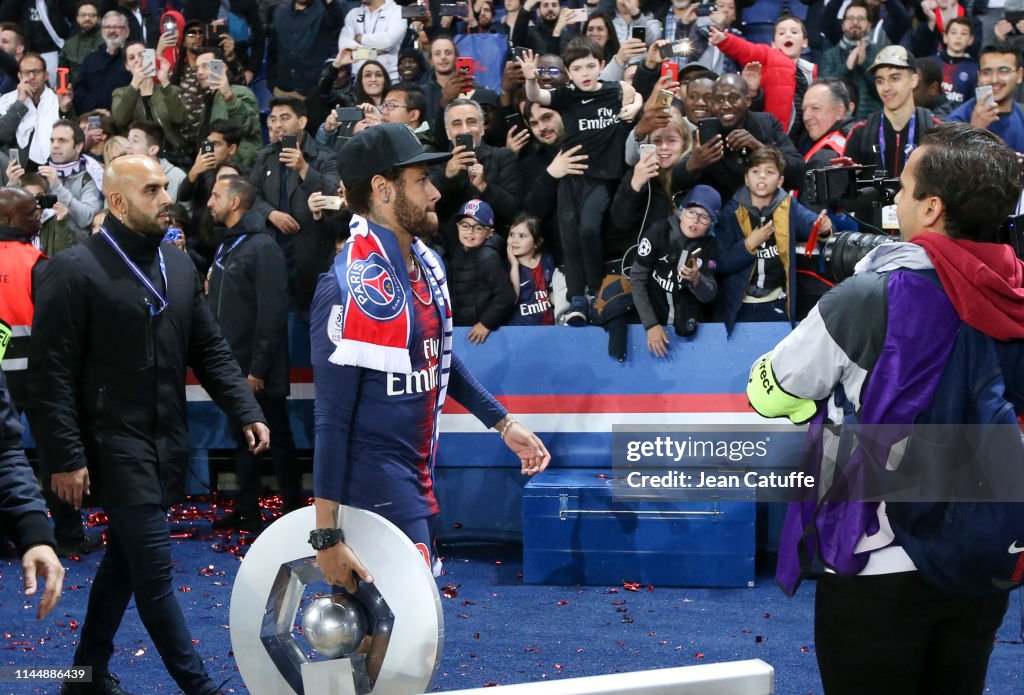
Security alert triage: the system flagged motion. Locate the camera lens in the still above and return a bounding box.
[822,231,898,282]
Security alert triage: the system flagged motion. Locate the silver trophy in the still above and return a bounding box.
[230,505,443,695]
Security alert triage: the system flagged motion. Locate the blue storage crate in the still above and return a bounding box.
[523,469,755,587]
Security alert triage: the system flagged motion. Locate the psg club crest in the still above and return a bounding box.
[347,252,407,321]
[230,505,443,695]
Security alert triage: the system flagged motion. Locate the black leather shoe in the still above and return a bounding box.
[211,511,262,533]
[55,532,105,558]
[60,672,135,695]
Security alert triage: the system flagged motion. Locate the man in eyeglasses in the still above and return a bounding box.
[73,10,131,112]
[381,84,437,151]
[30,154,268,695]
[0,53,75,167]
[673,72,804,202]
[948,42,1024,153]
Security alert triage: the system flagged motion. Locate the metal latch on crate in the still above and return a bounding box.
[558,494,724,521]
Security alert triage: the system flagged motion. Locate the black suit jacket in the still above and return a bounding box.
[249,134,340,309]
[28,215,263,508]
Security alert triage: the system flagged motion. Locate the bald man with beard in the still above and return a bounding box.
[29,155,269,695]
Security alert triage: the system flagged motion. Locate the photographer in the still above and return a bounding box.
[193,48,262,166]
[111,40,187,155]
[749,122,1024,695]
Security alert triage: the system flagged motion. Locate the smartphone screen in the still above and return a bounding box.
[336,106,365,122]
[455,133,474,152]
[208,59,225,81]
[439,2,469,16]
[142,49,156,75]
[401,5,428,18]
[697,118,721,145]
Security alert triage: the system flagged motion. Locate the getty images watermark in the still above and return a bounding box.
[611,423,1024,503]
[611,425,809,501]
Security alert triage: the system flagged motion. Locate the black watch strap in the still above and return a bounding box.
[308,527,345,550]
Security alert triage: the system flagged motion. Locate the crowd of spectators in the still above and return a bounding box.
[2,0,1023,355]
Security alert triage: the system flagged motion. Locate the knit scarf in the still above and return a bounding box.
[49,158,81,179]
[329,215,453,376]
[48,155,105,189]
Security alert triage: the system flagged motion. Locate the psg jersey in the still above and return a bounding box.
[509,254,555,326]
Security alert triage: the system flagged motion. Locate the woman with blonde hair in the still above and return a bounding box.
[611,111,693,238]
[103,135,129,165]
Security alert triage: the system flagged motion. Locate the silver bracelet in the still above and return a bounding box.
[499,417,519,439]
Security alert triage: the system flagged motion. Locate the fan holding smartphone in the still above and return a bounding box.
[953,47,1024,153]
[629,185,722,354]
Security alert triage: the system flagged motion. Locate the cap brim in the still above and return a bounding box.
[396,150,452,170]
[342,151,451,187]
[869,62,911,72]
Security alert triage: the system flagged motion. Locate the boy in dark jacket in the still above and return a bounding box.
[448,200,516,344]
[716,147,831,333]
[630,185,721,356]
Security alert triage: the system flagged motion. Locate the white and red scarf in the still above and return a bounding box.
[329,214,453,377]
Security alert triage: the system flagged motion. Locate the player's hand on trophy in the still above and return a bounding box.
[318,544,373,594]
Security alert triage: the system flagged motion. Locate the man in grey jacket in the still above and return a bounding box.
[7,119,101,242]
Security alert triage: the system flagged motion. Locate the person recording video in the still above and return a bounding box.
[748,122,1024,695]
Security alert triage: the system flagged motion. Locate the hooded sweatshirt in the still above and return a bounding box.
[912,232,1024,341]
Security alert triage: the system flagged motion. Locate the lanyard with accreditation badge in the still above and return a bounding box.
[99,227,170,317]
[877,112,916,175]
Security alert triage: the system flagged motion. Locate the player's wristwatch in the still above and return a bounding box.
[308,528,345,550]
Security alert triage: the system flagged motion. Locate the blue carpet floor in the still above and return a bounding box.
[1,498,1021,695]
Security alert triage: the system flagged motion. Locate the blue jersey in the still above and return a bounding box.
[930,53,978,108]
[509,254,555,326]
[310,255,507,526]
